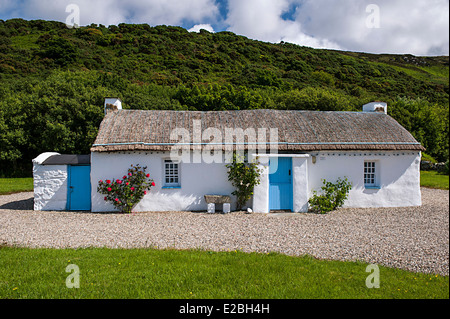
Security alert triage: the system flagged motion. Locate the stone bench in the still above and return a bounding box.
[204,195,231,213]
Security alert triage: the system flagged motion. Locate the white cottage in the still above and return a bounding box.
[89,99,424,213]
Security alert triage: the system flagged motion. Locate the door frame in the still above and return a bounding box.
[269,157,293,211]
[67,164,91,211]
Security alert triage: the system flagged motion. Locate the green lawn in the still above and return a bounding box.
[0,178,33,195]
[420,171,449,190]
[0,247,448,299]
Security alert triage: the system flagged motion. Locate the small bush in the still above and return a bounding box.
[97,164,155,213]
[226,153,262,211]
[308,177,352,214]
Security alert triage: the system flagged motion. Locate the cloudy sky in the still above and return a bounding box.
[0,0,448,56]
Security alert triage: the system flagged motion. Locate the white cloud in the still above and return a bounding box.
[1,0,220,27]
[118,0,219,26]
[188,24,215,33]
[295,0,449,56]
[225,0,341,49]
[225,0,449,56]
[17,0,122,26]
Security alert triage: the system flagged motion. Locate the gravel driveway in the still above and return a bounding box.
[0,188,448,275]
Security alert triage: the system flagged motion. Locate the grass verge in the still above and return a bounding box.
[420,171,449,190]
[0,247,448,299]
[0,178,33,195]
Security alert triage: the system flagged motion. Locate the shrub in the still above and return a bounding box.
[443,160,449,175]
[97,164,155,213]
[421,152,438,163]
[308,177,352,214]
[226,153,262,211]
[40,36,79,66]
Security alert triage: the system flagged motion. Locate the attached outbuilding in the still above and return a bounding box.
[33,152,91,211]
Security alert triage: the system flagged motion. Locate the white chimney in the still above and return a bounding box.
[363,101,387,114]
[104,97,122,114]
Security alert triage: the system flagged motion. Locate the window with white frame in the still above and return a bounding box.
[164,159,180,187]
[364,161,377,187]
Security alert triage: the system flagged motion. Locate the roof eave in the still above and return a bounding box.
[90,143,425,153]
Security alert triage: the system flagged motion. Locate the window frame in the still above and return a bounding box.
[163,159,181,188]
[364,161,379,188]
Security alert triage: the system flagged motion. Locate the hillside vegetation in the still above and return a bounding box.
[0,19,448,176]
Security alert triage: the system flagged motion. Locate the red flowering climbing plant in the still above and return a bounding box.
[97,164,155,213]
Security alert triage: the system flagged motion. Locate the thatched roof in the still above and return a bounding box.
[91,109,424,152]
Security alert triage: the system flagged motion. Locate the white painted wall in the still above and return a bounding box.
[91,150,421,213]
[90,151,237,212]
[33,163,68,211]
[33,152,68,211]
[252,159,269,213]
[292,157,309,212]
[307,151,422,208]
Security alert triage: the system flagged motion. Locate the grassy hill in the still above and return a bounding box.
[0,19,448,176]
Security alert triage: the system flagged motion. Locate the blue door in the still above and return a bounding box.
[269,157,292,211]
[67,165,91,211]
